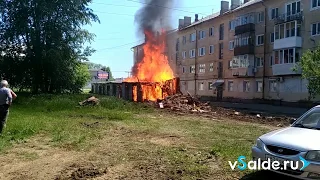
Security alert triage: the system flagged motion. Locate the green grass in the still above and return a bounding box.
[0,93,274,179]
[0,93,151,151]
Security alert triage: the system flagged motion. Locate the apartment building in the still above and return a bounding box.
[263,0,320,102]
[132,43,144,65]
[177,0,266,100]
[226,0,266,100]
[176,0,320,103]
[165,29,179,76]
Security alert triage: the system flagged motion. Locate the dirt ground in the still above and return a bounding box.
[0,110,294,180]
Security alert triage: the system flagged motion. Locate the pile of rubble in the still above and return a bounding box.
[157,93,292,126]
[159,93,211,113]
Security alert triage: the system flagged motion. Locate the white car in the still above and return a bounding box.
[252,105,320,179]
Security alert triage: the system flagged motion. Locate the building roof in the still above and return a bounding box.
[179,0,263,30]
[131,42,145,49]
[180,12,220,30]
[233,0,263,11]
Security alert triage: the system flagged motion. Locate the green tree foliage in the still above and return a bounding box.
[0,0,99,93]
[295,46,320,100]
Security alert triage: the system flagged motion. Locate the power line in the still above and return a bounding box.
[126,0,208,16]
[95,40,144,51]
[92,2,218,9]
[93,11,172,18]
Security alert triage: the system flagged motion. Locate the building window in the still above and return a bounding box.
[182,67,185,74]
[255,57,264,67]
[182,51,186,59]
[219,23,224,40]
[199,64,205,73]
[275,21,301,39]
[199,30,206,39]
[234,33,254,47]
[274,48,300,64]
[209,63,214,71]
[190,33,196,42]
[270,32,275,43]
[257,11,264,23]
[208,82,213,90]
[229,20,235,30]
[256,81,263,92]
[235,13,255,27]
[190,65,195,73]
[182,36,186,44]
[270,8,279,20]
[256,34,264,46]
[269,80,277,92]
[189,49,195,58]
[219,43,223,59]
[230,55,250,68]
[229,41,234,50]
[228,81,234,92]
[209,27,214,36]
[209,45,214,54]
[198,47,205,56]
[243,81,250,92]
[312,0,320,9]
[198,82,204,91]
[311,22,320,36]
[286,1,301,16]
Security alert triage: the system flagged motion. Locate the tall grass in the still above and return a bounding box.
[0,93,151,151]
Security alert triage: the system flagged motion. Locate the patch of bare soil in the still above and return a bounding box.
[149,135,181,147]
[0,136,83,180]
[54,163,107,180]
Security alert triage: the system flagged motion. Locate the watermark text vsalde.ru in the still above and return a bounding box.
[229,156,310,171]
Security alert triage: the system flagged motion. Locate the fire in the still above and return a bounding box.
[125,30,175,101]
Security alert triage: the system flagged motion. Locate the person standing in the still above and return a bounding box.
[0,80,16,134]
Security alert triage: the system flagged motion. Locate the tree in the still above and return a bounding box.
[294,46,320,100]
[0,0,99,93]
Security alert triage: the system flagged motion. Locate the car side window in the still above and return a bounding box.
[301,112,320,126]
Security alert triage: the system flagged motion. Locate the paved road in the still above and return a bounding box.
[210,102,309,118]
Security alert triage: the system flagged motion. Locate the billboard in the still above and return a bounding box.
[97,71,109,79]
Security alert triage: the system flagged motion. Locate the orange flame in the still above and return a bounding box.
[125,30,175,101]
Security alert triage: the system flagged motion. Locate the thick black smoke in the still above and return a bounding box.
[134,0,173,34]
[131,0,173,77]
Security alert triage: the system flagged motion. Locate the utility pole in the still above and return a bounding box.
[125,71,131,78]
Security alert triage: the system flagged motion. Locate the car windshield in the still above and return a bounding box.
[293,107,320,130]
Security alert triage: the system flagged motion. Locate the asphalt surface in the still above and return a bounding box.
[210,102,309,118]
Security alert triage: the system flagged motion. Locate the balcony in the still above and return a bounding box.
[272,63,301,76]
[273,36,302,50]
[232,67,255,77]
[274,11,303,25]
[234,44,254,56]
[235,23,255,36]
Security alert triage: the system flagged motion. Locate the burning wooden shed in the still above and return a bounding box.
[91,77,180,102]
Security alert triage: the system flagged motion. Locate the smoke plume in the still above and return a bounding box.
[131,0,174,77]
[134,0,173,34]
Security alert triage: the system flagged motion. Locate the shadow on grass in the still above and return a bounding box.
[240,170,298,180]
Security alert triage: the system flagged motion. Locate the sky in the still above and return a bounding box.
[85,0,225,78]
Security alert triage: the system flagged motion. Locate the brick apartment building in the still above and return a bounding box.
[131,0,320,103]
[175,0,320,103]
